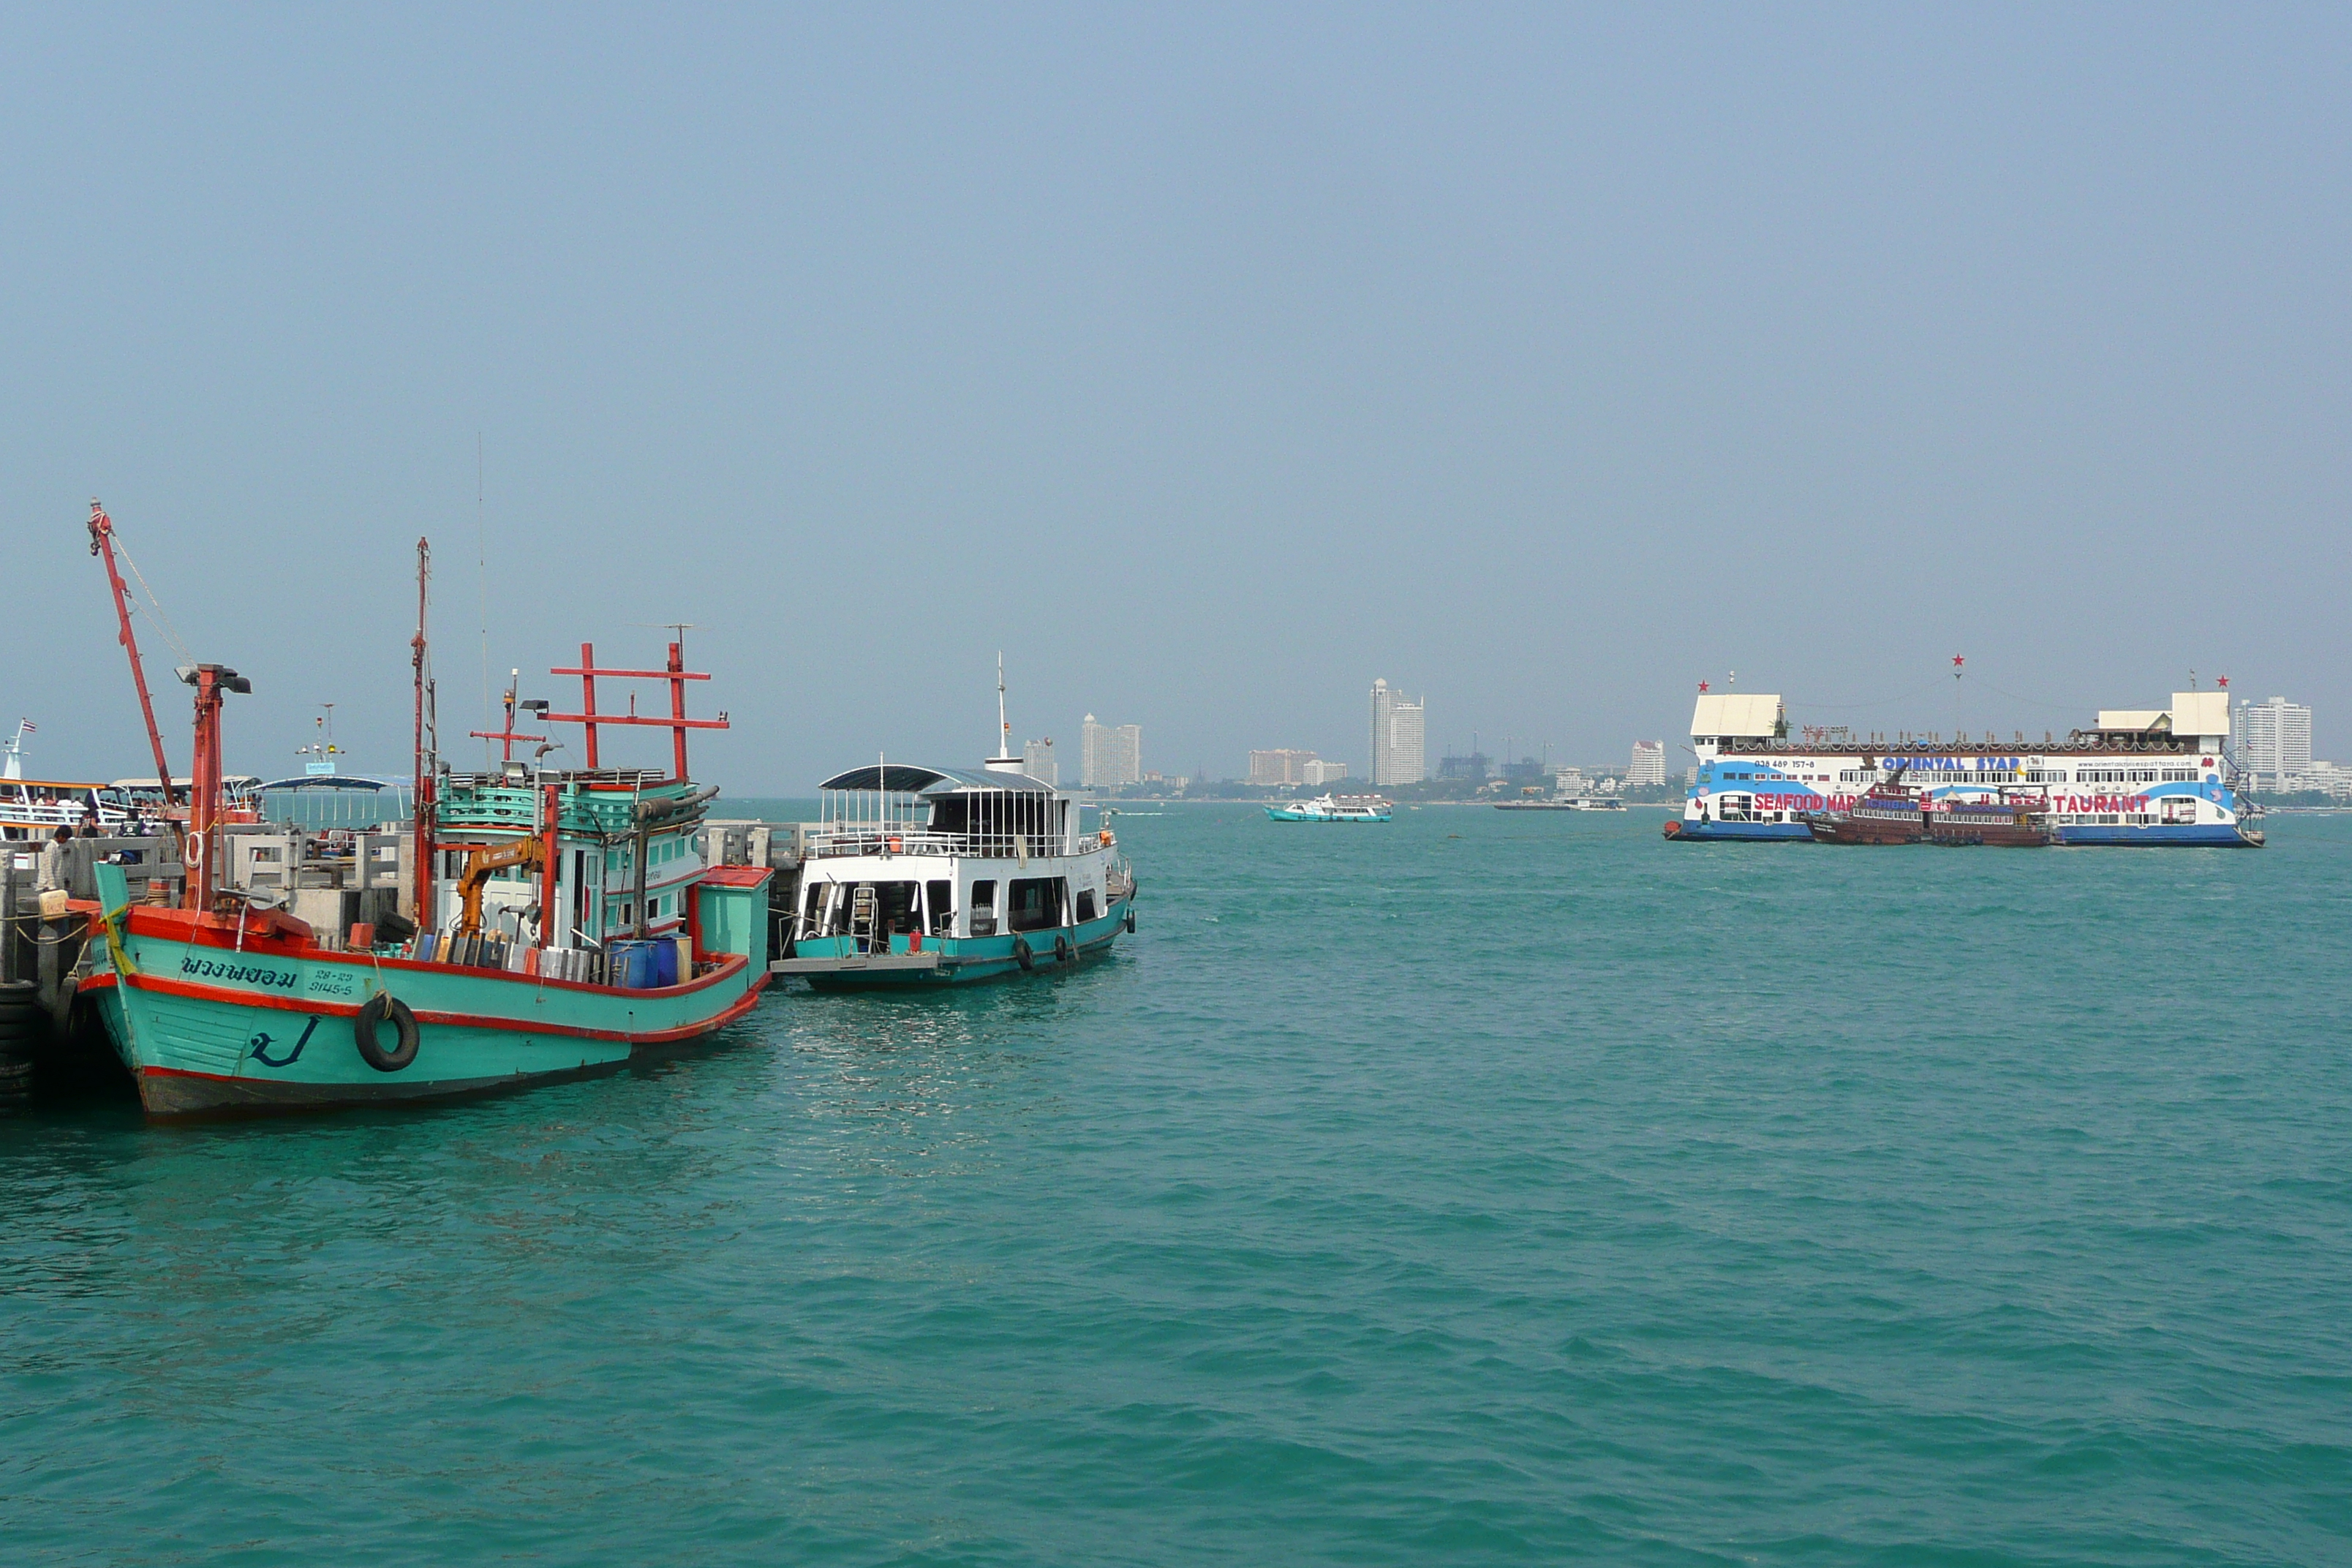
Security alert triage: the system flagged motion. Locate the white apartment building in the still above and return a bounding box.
[1302,759,1350,785]
[1022,737,1057,785]
[2236,696,2313,788]
[1081,715,1142,788]
[1370,679,1426,786]
[1628,739,1667,788]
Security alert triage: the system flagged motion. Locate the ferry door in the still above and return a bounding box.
[1718,793,1754,823]
[2162,796,2198,825]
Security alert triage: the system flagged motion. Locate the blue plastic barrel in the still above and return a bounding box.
[606,939,660,989]
[651,939,679,988]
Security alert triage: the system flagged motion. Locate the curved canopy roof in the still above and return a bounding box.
[255,774,410,793]
[817,764,1054,795]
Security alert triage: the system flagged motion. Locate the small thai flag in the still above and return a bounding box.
[18,720,33,732]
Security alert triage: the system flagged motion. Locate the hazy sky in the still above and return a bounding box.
[5,6,2345,788]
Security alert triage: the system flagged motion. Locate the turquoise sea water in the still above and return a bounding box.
[5,804,2349,1565]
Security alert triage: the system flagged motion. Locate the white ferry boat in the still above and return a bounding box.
[1266,794,1393,823]
[774,759,1136,988]
[1665,689,2261,847]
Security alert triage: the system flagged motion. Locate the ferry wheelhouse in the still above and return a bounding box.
[776,760,1135,987]
[1665,690,2261,847]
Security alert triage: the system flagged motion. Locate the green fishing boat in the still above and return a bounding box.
[83,540,772,1117]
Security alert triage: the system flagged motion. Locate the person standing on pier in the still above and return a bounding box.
[36,826,71,894]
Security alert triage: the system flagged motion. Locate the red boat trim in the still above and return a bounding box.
[117,904,750,1000]
[121,967,769,1044]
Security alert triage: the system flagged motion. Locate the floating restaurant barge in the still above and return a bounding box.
[1665,689,2262,847]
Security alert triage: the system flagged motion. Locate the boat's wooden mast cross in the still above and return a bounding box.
[545,642,727,780]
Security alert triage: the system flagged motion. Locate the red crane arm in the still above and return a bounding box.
[86,501,176,807]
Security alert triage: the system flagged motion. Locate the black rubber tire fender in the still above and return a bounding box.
[354,994,421,1072]
[1053,934,1073,965]
[1013,937,1034,973]
[1122,908,1136,935]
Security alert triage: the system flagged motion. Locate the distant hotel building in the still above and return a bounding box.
[2236,696,2312,789]
[1303,759,1349,785]
[1627,739,1666,788]
[1081,715,1142,787]
[1250,749,1318,785]
[1022,737,1057,785]
[1370,679,1425,786]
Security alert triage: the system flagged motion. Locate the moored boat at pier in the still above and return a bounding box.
[82,543,771,1117]
[1926,796,2053,847]
[1803,771,1926,845]
[774,761,1134,988]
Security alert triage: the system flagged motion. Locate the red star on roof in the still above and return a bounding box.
[2217,675,2229,688]
[1698,680,1710,693]
[1952,655,1965,668]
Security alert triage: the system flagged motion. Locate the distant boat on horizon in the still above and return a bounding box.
[1266,793,1393,823]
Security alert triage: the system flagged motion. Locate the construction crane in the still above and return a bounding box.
[86,500,177,807]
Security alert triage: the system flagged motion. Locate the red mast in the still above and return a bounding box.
[412,539,437,931]
[179,663,249,911]
[545,642,725,782]
[86,502,177,807]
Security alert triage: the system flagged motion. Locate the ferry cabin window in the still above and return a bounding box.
[1006,877,1067,933]
[926,880,954,935]
[1076,889,1098,923]
[970,879,998,936]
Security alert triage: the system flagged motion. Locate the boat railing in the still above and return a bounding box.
[804,826,1080,860]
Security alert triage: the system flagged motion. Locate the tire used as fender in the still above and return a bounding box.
[1053,934,1073,965]
[354,994,421,1072]
[1012,937,1034,973]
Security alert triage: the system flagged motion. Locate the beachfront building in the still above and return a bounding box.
[1628,739,1667,788]
[2236,696,2312,789]
[1370,680,1426,786]
[1082,716,1142,788]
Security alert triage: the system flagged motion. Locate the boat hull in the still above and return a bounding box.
[1662,819,1812,842]
[777,898,1132,990]
[87,883,767,1119]
[1805,813,1926,845]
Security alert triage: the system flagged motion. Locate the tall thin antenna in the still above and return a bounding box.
[478,432,491,768]
[997,652,1011,758]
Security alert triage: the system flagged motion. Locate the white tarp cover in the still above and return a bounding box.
[1689,693,1783,739]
